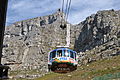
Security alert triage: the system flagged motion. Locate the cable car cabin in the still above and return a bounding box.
[48,48,78,73]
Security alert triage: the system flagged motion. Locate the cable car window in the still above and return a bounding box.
[74,52,76,60]
[70,51,74,58]
[62,50,65,57]
[49,52,52,60]
[57,50,62,57]
[63,50,69,57]
[51,51,56,58]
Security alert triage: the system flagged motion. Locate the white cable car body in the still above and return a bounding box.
[48,48,78,73]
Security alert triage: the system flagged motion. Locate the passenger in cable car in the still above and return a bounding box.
[57,50,62,57]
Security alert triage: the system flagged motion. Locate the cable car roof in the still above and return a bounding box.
[49,48,76,53]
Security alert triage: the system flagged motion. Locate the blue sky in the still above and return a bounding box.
[6,0,120,25]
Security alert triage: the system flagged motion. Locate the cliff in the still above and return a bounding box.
[1,9,120,79]
[75,10,120,65]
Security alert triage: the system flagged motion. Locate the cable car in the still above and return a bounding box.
[48,47,78,73]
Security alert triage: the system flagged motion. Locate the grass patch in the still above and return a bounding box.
[35,55,120,80]
[35,72,62,80]
[93,72,120,80]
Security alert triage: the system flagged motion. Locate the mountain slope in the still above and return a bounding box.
[35,55,120,80]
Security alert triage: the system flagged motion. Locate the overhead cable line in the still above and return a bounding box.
[61,0,72,22]
[61,0,65,22]
[62,0,64,13]
[65,0,69,19]
[60,0,65,29]
[60,0,72,29]
[66,0,71,21]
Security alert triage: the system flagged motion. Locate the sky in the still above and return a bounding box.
[6,0,120,25]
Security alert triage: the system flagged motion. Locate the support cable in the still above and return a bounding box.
[65,0,69,22]
[66,0,71,21]
[60,0,72,29]
[60,0,65,27]
[62,0,64,13]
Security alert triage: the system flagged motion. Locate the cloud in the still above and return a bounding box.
[7,0,62,25]
[6,0,120,25]
[68,0,115,24]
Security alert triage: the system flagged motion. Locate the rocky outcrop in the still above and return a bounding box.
[2,10,68,70]
[75,10,120,52]
[75,10,120,65]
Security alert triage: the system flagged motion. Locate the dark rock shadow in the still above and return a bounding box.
[73,14,111,53]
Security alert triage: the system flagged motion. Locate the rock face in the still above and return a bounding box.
[2,10,69,71]
[75,10,120,65]
[2,9,120,72]
[75,10,120,52]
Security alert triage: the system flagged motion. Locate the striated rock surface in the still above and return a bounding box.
[75,10,120,52]
[75,10,120,65]
[2,10,68,71]
[1,9,120,78]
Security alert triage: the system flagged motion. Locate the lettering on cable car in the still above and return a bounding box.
[60,57,67,60]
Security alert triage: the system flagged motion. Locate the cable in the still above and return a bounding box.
[64,0,72,22]
[60,0,64,28]
[61,0,65,22]
[60,0,72,29]
[62,0,64,13]
[66,0,71,21]
[65,0,69,19]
